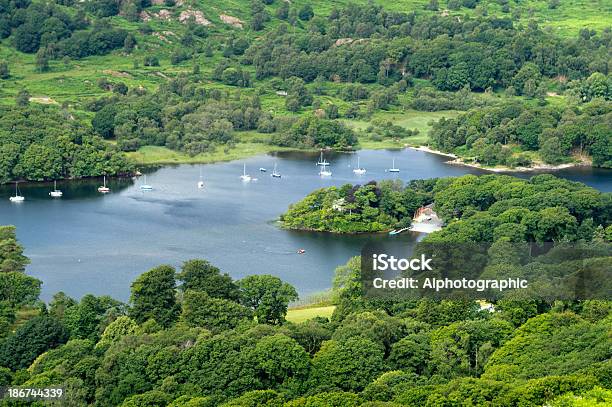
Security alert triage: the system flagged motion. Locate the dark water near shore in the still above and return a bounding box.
[0,149,610,301]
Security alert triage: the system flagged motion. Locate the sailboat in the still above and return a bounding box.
[316,151,329,166]
[240,163,252,182]
[271,162,281,178]
[388,158,400,173]
[353,156,366,175]
[197,166,205,189]
[140,175,153,191]
[9,182,24,202]
[49,180,63,198]
[98,176,110,193]
[319,163,332,177]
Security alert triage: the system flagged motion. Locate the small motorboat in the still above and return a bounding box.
[297,249,306,254]
[259,167,267,172]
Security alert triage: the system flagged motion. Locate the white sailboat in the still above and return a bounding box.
[49,180,63,198]
[319,163,332,177]
[271,162,281,178]
[388,158,400,173]
[9,182,24,202]
[98,176,110,193]
[353,156,366,175]
[316,151,329,166]
[197,166,205,189]
[240,163,252,182]
[140,175,153,191]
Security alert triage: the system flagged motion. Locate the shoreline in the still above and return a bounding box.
[5,144,600,186]
[280,222,440,236]
[445,158,590,173]
[409,145,592,173]
[408,146,458,159]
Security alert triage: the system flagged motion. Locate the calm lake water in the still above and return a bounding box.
[1,149,610,302]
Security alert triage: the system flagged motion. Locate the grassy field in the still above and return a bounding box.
[127,142,292,165]
[286,305,336,323]
[345,109,459,149]
[345,110,459,133]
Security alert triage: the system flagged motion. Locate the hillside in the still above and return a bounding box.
[0,0,610,180]
[1,0,610,106]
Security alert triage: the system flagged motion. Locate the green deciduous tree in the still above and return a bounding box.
[238,275,298,325]
[310,337,385,392]
[0,272,41,308]
[252,334,310,390]
[182,290,252,333]
[129,265,180,327]
[0,315,69,370]
[0,226,30,273]
[97,315,137,349]
[63,294,124,341]
[177,259,240,300]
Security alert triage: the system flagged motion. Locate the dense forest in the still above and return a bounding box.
[244,5,609,91]
[0,104,133,182]
[0,175,610,406]
[90,76,359,154]
[0,0,610,181]
[430,98,611,168]
[0,0,127,56]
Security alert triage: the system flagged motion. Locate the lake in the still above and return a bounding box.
[1,148,610,302]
